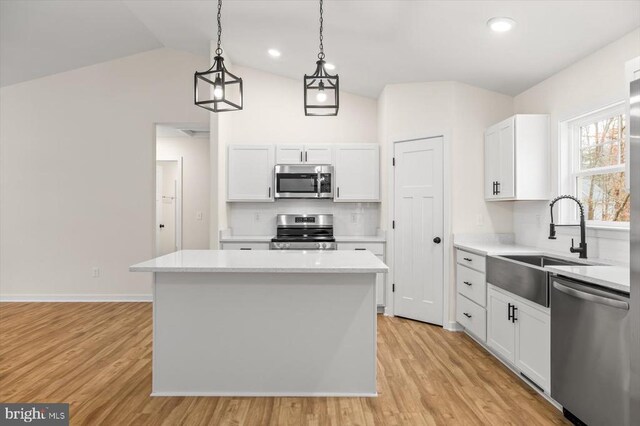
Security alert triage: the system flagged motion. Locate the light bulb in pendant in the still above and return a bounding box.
[316,81,327,103]
[213,76,224,100]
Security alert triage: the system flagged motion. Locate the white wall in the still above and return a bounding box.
[0,48,209,300]
[157,134,210,250]
[378,80,515,325]
[213,65,379,241]
[513,28,640,265]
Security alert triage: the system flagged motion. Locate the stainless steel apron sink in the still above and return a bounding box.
[486,254,593,307]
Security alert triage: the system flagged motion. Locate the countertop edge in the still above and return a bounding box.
[129,266,388,273]
[546,266,630,294]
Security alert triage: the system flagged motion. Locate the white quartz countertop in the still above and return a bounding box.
[130,250,389,273]
[219,235,386,243]
[546,265,630,294]
[454,241,543,256]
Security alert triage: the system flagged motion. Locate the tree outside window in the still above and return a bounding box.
[570,107,630,225]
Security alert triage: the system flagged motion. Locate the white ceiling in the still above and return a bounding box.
[2,1,639,97]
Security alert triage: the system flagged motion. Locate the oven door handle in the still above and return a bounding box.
[317,171,322,198]
[553,281,629,310]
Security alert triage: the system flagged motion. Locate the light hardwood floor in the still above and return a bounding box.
[0,303,568,425]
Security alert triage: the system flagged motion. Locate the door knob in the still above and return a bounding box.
[433,237,441,244]
[159,224,165,229]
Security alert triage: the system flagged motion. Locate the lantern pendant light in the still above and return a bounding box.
[304,0,339,116]
[194,0,243,113]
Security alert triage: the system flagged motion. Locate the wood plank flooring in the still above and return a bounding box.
[0,303,568,425]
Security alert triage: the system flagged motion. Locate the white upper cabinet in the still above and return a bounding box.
[485,114,550,201]
[276,145,304,164]
[334,144,380,202]
[304,145,333,164]
[227,145,275,202]
[276,145,333,164]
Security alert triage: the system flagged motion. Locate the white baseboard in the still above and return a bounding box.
[0,294,152,302]
[444,321,464,332]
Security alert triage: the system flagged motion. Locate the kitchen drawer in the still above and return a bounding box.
[221,242,270,250]
[457,264,487,307]
[456,249,486,273]
[457,294,487,342]
[337,243,384,256]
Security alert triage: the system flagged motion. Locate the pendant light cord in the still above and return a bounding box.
[318,0,325,60]
[216,0,223,56]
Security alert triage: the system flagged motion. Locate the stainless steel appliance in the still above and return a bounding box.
[486,254,586,307]
[274,164,333,199]
[630,77,640,425]
[551,275,630,425]
[270,214,337,250]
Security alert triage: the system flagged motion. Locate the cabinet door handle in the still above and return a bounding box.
[512,306,518,323]
[463,281,472,286]
[463,312,472,318]
[496,181,501,195]
[300,152,303,162]
[463,257,472,262]
[337,187,340,198]
[508,303,513,321]
[492,181,496,195]
[268,187,271,198]
[305,151,308,162]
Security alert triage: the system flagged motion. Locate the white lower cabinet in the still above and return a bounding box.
[514,301,551,392]
[337,242,385,306]
[487,285,550,393]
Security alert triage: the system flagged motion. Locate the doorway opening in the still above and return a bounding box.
[155,123,210,256]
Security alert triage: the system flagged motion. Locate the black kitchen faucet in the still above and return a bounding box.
[548,195,588,259]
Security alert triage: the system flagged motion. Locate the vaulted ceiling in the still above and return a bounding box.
[2,0,639,97]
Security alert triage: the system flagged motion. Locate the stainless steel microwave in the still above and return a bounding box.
[274,164,333,199]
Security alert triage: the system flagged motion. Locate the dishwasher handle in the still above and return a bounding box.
[553,281,629,310]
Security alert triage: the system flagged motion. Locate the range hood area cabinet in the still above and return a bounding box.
[484,114,550,201]
[276,145,333,164]
[227,144,380,202]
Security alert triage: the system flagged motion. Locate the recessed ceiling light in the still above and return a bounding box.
[487,17,516,33]
[268,48,281,58]
[324,62,336,71]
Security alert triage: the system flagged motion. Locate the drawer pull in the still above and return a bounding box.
[463,257,473,262]
[240,248,252,250]
[463,312,472,318]
[463,281,472,286]
[355,248,367,251]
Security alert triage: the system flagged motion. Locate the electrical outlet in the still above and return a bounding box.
[92,267,100,278]
[196,211,203,221]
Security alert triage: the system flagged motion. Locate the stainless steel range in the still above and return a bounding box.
[270,214,336,250]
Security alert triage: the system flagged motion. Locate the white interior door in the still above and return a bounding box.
[393,137,444,325]
[156,160,182,256]
[156,165,163,255]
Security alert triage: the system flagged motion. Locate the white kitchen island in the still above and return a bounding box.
[130,250,388,397]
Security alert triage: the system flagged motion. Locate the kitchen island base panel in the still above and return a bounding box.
[152,272,377,397]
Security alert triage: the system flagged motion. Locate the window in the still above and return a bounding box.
[562,103,630,227]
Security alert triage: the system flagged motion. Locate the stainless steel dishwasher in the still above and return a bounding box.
[550,275,630,426]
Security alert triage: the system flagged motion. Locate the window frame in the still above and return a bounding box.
[560,102,629,230]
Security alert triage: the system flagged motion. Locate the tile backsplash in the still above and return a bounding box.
[228,200,380,236]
